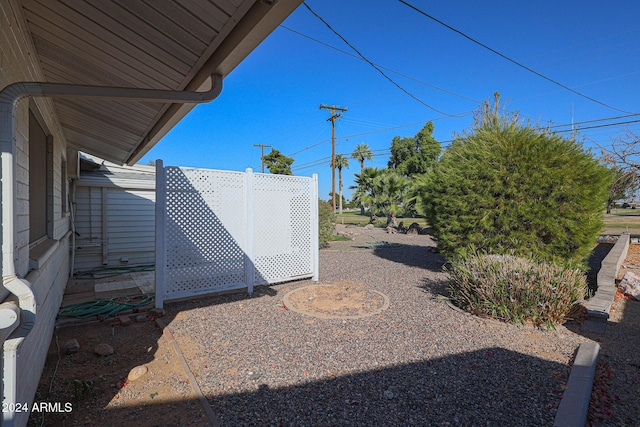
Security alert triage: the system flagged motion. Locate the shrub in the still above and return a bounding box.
[373,218,387,228]
[446,250,587,328]
[318,199,335,248]
[422,97,612,268]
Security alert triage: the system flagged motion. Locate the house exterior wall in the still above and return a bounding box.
[1,2,71,426]
[74,184,156,272]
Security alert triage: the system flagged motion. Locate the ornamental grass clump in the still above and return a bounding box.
[446,252,587,329]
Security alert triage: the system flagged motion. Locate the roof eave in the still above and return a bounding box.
[125,0,302,165]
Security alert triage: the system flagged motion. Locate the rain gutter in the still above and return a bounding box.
[0,74,222,426]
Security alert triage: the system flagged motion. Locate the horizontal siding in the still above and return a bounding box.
[73,184,155,272]
[9,238,69,427]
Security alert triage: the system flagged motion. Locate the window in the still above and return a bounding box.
[29,110,50,243]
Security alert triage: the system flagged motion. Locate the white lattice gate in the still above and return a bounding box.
[154,161,318,307]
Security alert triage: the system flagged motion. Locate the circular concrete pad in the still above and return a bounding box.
[283,281,389,319]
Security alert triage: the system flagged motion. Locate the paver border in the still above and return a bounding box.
[553,342,600,427]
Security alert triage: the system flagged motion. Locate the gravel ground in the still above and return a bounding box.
[166,226,594,427]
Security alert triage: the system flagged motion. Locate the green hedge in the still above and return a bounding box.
[422,107,612,267]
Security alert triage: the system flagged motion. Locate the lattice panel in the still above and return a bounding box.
[163,167,246,298]
[157,166,317,305]
[252,173,313,284]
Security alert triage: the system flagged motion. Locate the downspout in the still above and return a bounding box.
[0,74,222,424]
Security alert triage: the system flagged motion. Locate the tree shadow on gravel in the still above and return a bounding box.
[372,243,446,273]
[417,277,450,297]
[205,347,570,426]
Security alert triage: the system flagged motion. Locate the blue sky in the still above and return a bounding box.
[140,0,640,200]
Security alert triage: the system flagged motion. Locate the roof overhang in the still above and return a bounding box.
[14,0,301,165]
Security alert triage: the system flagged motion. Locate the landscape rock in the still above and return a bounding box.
[337,230,355,239]
[94,343,114,356]
[618,271,640,300]
[64,339,80,355]
[127,365,148,381]
[117,315,131,326]
[364,224,375,230]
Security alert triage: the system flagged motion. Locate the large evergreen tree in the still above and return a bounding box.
[422,99,612,267]
[264,149,294,175]
[388,121,441,176]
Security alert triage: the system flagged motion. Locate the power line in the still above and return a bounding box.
[280,25,481,105]
[289,111,476,158]
[556,118,640,133]
[302,2,449,115]
[398,0,634,115]
[292,113,640,172]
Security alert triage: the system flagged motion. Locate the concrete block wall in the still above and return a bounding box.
[587,233,630,320]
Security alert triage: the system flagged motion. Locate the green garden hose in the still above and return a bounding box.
[58,295,154,319]
[74,264,155,280]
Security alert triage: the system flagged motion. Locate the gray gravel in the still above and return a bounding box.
[167,227,593,427]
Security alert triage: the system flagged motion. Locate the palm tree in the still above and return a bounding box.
[351,142,373,174]
[335,154,349,215]
[351,143,373,214]
[371,170,410,227]
[350,167,381,222]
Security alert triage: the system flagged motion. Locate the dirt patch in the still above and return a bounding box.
[282,281,389,319]
[27,318,210,427]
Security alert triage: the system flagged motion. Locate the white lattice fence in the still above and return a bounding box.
[155,161,318,307]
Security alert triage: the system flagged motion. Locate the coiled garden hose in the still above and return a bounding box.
[58,294,154,319]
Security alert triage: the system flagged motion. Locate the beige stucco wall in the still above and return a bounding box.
[1,2,71,426]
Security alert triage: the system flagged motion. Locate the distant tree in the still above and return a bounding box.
[328,193,349,208]
[335,154,349,214]
[147,160,156,166]
[388,121,441,176]
[351,143,373,214]
[607,167,638,213]
[351,142,373,173]
[264,149,294,175]
[601,128,640,177]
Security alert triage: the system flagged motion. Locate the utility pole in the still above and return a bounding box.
[254,144,272,173]
[319,104,347,213]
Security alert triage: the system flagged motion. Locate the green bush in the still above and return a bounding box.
[447,251,587,328]
[318,200,335,249]
[373,218,387,228]
[422,99,612,267]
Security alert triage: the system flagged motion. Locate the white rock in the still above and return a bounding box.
[127,365,148,381]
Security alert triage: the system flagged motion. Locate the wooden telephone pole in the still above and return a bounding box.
[319,104,347,213]
[254,144,272,173]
